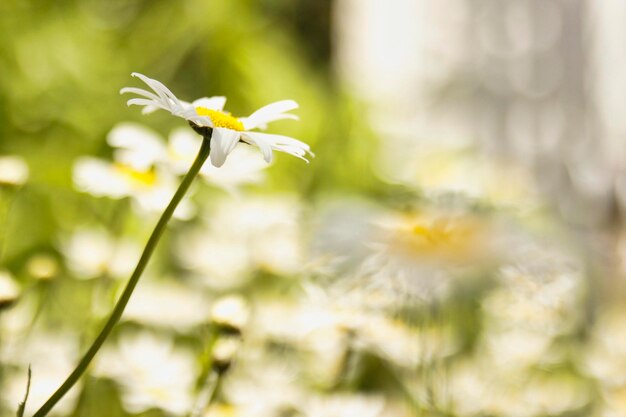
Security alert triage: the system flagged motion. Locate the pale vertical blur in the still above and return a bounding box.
[334,0,626,279]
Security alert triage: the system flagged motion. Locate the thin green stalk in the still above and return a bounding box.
[32,136,212,417]
[189,369,221,417]
[16,366,32,417]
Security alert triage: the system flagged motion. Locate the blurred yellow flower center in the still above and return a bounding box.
[114,164,157,187]
[391,214,485,263]
[411,222,461,246]
[196,107,244,131]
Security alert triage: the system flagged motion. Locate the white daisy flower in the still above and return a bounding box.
[2,331,81,417]
[93,331,196,416]
[73,156,195,219]
[301,394,385,417]
[121,72,313,167]
[175,194,304,289]
[61,228,141,280]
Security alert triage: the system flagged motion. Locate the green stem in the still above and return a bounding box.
[32,137,211,417]
[189,369,221,417]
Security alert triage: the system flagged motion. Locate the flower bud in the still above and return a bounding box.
[210,295,250,335]
[211,336,241,374]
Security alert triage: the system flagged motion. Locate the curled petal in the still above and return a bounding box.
[119,87,161,102]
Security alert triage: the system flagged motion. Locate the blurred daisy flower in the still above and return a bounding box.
[447,359,588,417]
[0,155,29,186]
[73,153,195,220]
[301,394,385,417]
[176,194,304,289]
[61,228,141,280]
[106,122,268,192]
[94,331,196,415]
[124,280,211,330]
[121,72,313,167]
[2,331,81,417]
[360,208,497,302]
[222,357,306,417]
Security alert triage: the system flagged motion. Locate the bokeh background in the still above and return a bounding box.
[2,0,626,416]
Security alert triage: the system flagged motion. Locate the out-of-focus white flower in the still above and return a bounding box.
[94,331,196,415]
[585,307,626,386]
[124,280,211,330]
[108,123,268,192]
[374,209,493,265]
[25,253,60,280]
[483,260,583,336]
[254,281,454,375]
[73,156,195,219]
[121,72,312,167]
[448,359,588,417]
[363,208,496,302]
[251,298,348,384]
[309,198,384,275]
[478,249,583,371]
[212,336,241,370]
[204,404,239,417]
[0,296,35,341]
[1,331,80,416]
[61,228,141,280]
[301,394,385,417]
[0,270,20,309]
[482,327,553,370]
[211,295,250,330]
[0,155,29,186]
[311,197,503,302]
[178,232,251,289]
[177,194,304,288]
[222,357,305,417]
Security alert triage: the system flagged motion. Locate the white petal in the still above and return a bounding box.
[191,97,227,111]
[242,100,299,130]
[240,132,273,163]
[119,87,161,102]
[210,128,241,168]
[126,98,162,108]
[240,114,299,131]
[244,131,311,152]
[243,132,312,162]
[141,105,161,115]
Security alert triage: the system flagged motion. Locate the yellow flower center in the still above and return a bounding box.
[391,213,486,263]
[411,221,460,246]
[196,107,244,131]
[114,163,157,187]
